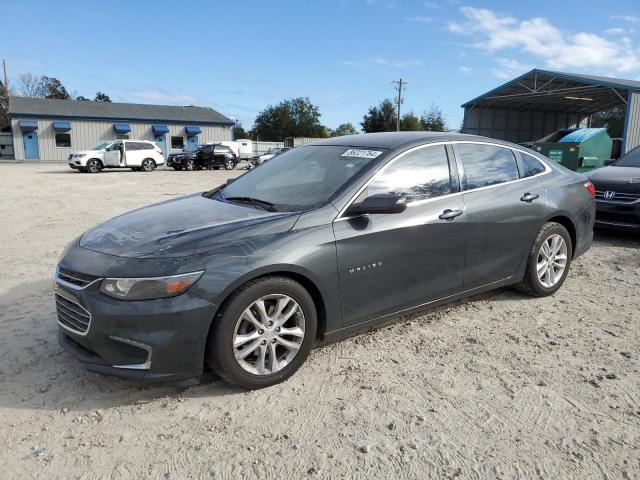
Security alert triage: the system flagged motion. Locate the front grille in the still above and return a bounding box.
[595,190,640,203]
[56,294,91,334]
[57,267,99,288]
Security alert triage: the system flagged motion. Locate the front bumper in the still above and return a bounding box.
[55,261,217,383]
[594,199,640,230]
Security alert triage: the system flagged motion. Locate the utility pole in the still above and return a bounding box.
[2,59,8,101]
[392,78,406,131]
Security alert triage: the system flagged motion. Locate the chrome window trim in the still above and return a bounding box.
[110,335,153,370]
[335,140,551,220]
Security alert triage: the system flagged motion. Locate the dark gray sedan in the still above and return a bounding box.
[55,132,595,389]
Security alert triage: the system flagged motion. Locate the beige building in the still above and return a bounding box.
[8,97,234,161]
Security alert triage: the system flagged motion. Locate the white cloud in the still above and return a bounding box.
[448,6,640,75]
[489,58,533,79]
[341,56,423,68]
[604,27,626,35]
[405,15,432,23]
[459,66,472,75]
[610,14,639,24]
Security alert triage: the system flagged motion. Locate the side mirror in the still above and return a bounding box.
[344,193,407,217]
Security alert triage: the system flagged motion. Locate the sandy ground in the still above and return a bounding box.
[0,162,639,479]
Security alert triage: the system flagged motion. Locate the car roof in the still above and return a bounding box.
[306,131,494,150]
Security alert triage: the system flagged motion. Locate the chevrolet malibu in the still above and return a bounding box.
[55,132,595,389]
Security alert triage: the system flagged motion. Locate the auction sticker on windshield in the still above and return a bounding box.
[341,149,383,159]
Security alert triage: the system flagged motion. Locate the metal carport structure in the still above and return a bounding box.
[461,69,640,154]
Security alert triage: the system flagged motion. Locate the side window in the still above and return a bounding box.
[458,144,519,190]
[142,142,155,150]
[516,151,546,178]
[125,142,139,151]
[365,145,453,202]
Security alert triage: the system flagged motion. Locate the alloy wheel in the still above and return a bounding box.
[537,234,568,288]
[232,294,305,375]
[225,159,235,170]
[87,160,101,173]
[142,159,155,172]
[185,159,195,171]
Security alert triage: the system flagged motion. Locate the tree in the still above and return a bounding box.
[420,104,446,132]
[94,92,111,102]
[331,123,357,136]
[233,122,251,140]
[591,107,625,138]
[76,95,90,101]
[361,99,397,133]
[41,76,70,99]
[252,97,327,141]
[17,73,45,97]
[400,112,421,131]
[16,74,70,99]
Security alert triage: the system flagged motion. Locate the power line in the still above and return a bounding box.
[391,79,407,131]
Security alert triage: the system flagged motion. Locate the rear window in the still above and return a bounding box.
[517,152,546,178]
[458,144,519,190]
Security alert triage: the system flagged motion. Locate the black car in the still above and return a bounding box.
[588,145,640,229]
[197,144,237,170]
[167,148,200,171]
[168,144,237,171]
[55,132,594,389]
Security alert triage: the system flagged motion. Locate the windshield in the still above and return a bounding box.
[614,146,640,167]
[93,143,110,150]
[220,146,383,211]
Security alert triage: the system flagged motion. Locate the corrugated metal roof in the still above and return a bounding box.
[8,96,234,125]
[462,69,640,108]
[559,128,607,143]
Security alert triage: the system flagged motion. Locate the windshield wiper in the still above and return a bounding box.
[225,196,278,212]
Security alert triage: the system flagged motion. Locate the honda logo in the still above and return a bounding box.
[603,191,616,200]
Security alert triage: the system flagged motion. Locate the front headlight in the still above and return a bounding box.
[99,271,204,300]
[73,154,86,159]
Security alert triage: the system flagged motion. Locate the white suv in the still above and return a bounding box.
[68,140,164,173]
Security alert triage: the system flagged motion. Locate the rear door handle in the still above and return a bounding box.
[521,192,539,203]
[439,209,463,221]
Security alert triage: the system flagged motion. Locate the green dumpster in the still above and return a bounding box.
[535,128,612,173]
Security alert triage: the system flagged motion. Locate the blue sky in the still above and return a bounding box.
[2,0,639,131]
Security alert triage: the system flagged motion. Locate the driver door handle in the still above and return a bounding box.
[439,209,463,221]
[520,192,539,203]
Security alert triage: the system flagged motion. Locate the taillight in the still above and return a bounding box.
[584,181,596,199]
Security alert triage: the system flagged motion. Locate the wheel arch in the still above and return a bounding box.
[545,213,577,257]
[209,265,329,341]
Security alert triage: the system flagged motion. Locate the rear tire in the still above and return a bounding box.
[86,159,102,174]
[515,222,572,297]
[141,158,156,172]
[206,276,317,389]
[225,159,236,170]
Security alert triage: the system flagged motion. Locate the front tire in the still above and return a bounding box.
[515,222,572,297]
[141,158,156,172]
[86,159,102,174]
[225,158,236,170]
[206,276,317,389]
[184,159,196,171]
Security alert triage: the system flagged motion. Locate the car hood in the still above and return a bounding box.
[79,193,300,258]
[72,149,103,156]
[588,166,640,192]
